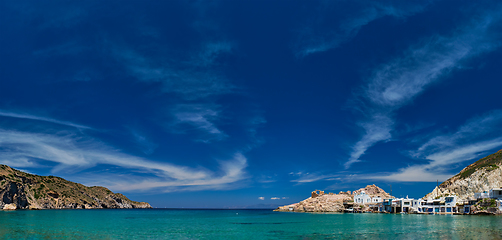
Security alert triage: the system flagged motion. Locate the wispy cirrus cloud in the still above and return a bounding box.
[0,127,249,192]
[359,165,453,182]
[411,110,502,167]
[0,109,91,130]
[345,114,393,168]
[128,129,158,155]
[359,110,502,182]
[193,41,233,67]
[169,104,227,143]
[290,172,339,184]
[99,152,248,192]
[114,41,234,101]
[345,8,502,169]
[113,40,237,143]
[295,1,428,57]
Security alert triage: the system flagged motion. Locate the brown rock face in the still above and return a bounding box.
[424,149,502,200]
[353,185,392,199]
[275,185,391,212]
[0,165,152,210]
[275,193,350,212]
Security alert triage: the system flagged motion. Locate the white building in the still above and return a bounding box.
[474,188,502,199]
[354,191,371,204]
[418,196,457,214]
[475,191,489,199]
[371,196,382,203]
[489,188,502,199]
[390,197,421,213]
[456,198,477,214]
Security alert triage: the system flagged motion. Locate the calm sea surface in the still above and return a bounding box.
[1,209,501,239]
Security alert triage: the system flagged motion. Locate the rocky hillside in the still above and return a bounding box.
[424,149,502,200]
[274,185,391,212]
[352,184,392,199]
[0,165,151,210]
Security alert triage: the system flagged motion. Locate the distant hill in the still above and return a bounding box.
[424,149,502,200]
[0,165,151,210]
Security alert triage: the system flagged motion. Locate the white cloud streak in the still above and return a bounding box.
[0,109,91,130]
[345,114,393,168]
[193,41,233,67]
[113,40,238,143]
[129,129,158,155]
[345,9,502,169]
[115,41,234,101]
[291,173,337,183]
[295,2,427,57]
[360,110,502,182]
[0,128,249,192]
[360,165,453,182]
[170,104,227,143]
[412,110,502,167]
[101,152,248,192]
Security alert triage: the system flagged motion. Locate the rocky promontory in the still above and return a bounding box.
[274,184,391,212]
[424,149,502,200]
[0,165,151,210]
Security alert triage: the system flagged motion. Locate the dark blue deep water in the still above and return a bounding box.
[1,209,501,239]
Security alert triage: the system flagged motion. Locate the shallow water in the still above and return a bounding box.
[1,209,501,239]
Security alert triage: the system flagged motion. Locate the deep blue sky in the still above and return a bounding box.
[1,0,501,208]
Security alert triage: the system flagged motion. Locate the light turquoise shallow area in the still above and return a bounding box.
[1,209,501,239]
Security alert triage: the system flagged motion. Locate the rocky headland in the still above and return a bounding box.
[424,149,502,200]
[423,149,502,215]
[274,184,391,212]
[274,150,502,215]
[0,165,151,210]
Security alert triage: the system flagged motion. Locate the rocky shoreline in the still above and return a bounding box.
[275,185,501,215]
[275,185,390,213]
[0,165,151,210]
[275,150,502,215]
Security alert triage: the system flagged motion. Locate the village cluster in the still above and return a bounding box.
[351,188,502,214]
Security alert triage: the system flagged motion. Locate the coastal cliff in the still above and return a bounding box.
[424,149,502,200]
[274,184,391,212]
[0,165,151,210]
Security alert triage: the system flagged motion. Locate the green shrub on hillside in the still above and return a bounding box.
[457,151,502,179]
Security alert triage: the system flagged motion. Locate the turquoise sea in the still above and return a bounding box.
[1,209,501,239]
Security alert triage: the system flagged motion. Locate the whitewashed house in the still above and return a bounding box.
[354,191,371,204]
[386,197,421,213]
[419,196,457,214]
[371,196,382,203]
[489,188,502,199]
[475,191,489,199]
[474,188,502,199]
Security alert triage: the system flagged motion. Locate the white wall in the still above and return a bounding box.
[354,192,371,204]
